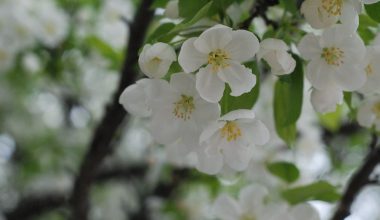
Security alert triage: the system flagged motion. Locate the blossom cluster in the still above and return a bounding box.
[299,0,380,132]
[119,24,302,175]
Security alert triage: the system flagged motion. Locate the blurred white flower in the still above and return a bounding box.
[298,25,366,92]
[178,25,259,103]
[197,110,269,174]
[310,84,344,113]
[164,0,179,19]
[357,96,380,131]
[138,43,177,78]
[359,46,380,94]
[22,52,41,73]
[213,185,320,220]
[257,38,296,75]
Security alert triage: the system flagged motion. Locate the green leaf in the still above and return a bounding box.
[365,2,380,23]
[358,15,377,44]
[152,0,170,8]
[273,55,303,145]
[169,1,213,34]
[178,0,209,18]
[319,105,343,132]
[219,61,260,115]
[267,161,300,183]
[85,36,122,68]
[147,23,176,43]
[279,0,297,14]
[282,181,341,204]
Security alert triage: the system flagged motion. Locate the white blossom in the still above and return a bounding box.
[138,43,177,79]
[298,25,366,92]
[197,109,269,174]
[149,73,220,155]
[212,185,320,220]
[178,25,259,103]
[310,83,344,113]
[119,78,169,118]
[359,46,380,94]
[357,96,380,131]
[300,0,360,30]
[164,0,179,19]
[257,38,296,75]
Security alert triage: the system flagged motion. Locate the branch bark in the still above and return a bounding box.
[68,0,154,219]
[4,164,148,220]
[331,135,379,220]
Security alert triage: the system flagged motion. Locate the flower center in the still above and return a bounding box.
[321,0,343,16]
[365,64,374,76]
[173,94,195,121]
[208,49,229,72]
[322,47,344,66]
[372,102,380,119]
[240,214,256,220]
[221,121,242,142]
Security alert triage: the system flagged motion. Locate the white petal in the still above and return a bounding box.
[138,43,176,78]
[224,30,260,62]
[276,50,296,74]
[170,72,196,96]
[239,185,268,214]
[290,204,320,220]
[298,33,322,60]
[300,0,338,29]
[357,102,376,128]
[259,38,288,55]
[212,194,241,220]
[217,62,256,96]
[196,65,225,103]
[178,37,207,73]
[239,119,270,146]
[306,58,334,90]
[194,25,233,54]
[310,85,343,114]
[148,42,177,61]
[195,149,224,175]
[119,82,151,117]
[193,100,221,126]
[199,121,225,144]
[220,109,255,121]
[340,3,359,32]
[222,143,253,171]
[334,65,366,91]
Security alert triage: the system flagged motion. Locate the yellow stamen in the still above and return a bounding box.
[365,64,374,76]
[173,95,195,121]
[208,49,229,72]
[321,47,344,66]
[221,121,242,142]
[321,0,343,16]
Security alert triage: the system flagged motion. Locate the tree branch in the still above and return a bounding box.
[68,0,154,219]
[239,0,279,30]
[331,135,380,220]
[4,164,148,220]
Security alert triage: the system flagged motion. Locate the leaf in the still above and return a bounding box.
[152,0,170,8]
[282,181,341,204]
[273,55,303,145]
[365,2,380,23]
[178,0,209,18]
[169,1,213,34]
[319,105,343,132]
[85,36,122,68]
[358,15,377,44]
[147,23,176,43]
[219,62,260,115]
[279,0,297,14]
[267,161,300,183]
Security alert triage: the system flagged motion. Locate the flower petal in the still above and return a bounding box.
[170,72,196,96]
[222,143,253,171]
[298,33,322,60]
[357,102,376,128]
[334,65,366,91]
[196,65,225,103]
[195,149,224,175]
[178,37,208,73]
[193,25,233,54]
[306,58,334,90]
[239,119,270,146]
[224,30,260,62]
[212,194,241,220]
[290,204,320,220]
[310,85,343,114]
[220,109,255,121]
[217,62,256,96]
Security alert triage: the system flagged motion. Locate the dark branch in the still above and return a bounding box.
[331,135,380,220]
[239,0,279,30]
[68,2,154,218]
[4,164,148,220]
